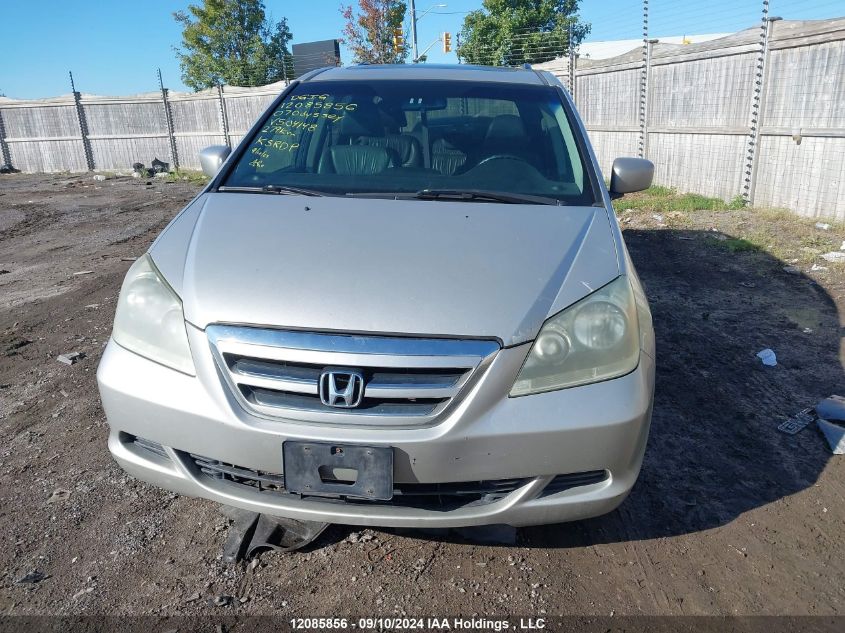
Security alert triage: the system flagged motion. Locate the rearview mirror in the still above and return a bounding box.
[199,145,231,178]
[609,157,654,196]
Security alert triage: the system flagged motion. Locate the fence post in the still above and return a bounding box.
[216,84,231,148]
[69,72,95,171]
[638,0,650,158]
[158,69,180,171]
[746,11,780,207]
[0,108,12,169]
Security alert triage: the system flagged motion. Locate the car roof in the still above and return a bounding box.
[303,64,549,86]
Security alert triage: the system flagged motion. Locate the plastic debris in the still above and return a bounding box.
[814,222,831,230]
[151,157,170,173]
[48,488,71,503]
[821,251,845,263]
[817,419,845,455]
[810,263,828,272]
[778,408,814,435]
[57,352,84,365]
[16,571,47,584]
[93,175,106,182]
[816,395,845,422]
[651,214,664,223]
[221,508,328,562]
[72,270,93,276]
[756,348,777,366]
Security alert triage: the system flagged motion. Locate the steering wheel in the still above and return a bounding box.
[475,154,528,167]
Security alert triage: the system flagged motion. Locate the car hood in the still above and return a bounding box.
[150,192,620,346]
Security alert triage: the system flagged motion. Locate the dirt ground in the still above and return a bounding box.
[0,173,843,619]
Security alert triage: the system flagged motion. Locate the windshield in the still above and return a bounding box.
[222,80,596,205]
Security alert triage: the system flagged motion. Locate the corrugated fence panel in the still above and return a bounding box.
[647,132,746,200]
[586,131,640,178]
[169,97,220,134]
[764,40,845,129]
[83,100,167,135]
[3,103,80,138]
[754,135,845,219]
[9,140,88,172]
[89,137,173,171]
[575,68,640,127]
[649,54,757,128]
[224,93,278,134]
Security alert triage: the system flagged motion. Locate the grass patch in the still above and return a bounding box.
[165,170,208,184]
[722,237,760,253]
[614,186,738,214]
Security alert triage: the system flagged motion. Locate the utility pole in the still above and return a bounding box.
[409,0,419,63]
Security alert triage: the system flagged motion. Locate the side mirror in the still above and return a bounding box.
[609,157,654,196]
[199,145,231,178]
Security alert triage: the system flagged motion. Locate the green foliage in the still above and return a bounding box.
[174,0,293,91]
[458,0,589,66]
[727,195,747,210]
[341,0,409,64]
[613,186,737,213]
[722,238,760,253]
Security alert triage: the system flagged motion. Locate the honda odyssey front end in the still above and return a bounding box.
[97,64,655,528]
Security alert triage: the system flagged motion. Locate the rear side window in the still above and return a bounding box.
[224,80,596,206]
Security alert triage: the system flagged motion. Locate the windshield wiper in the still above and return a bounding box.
[218,184,324,197]
[413,189,562,205]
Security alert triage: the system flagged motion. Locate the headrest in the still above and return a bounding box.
[485,114,527,141]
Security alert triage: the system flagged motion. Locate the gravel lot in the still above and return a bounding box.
[0,173,843,618]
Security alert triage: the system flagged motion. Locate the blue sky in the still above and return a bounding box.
[0,0,840,98]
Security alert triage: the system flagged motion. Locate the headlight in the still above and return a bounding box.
[510,276,640,396]
[112,254,195,375]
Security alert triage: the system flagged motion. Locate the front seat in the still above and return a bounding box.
[319,107,398,175]
[477,114,535,165]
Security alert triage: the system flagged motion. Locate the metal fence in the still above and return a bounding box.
[1,16,843,220]
[536,15,845,220]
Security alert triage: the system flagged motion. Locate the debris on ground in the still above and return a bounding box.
[72,270,93,276]
[783,265,800,274]
[652,214,664,223]
[16,571,48,584]
[756,348,777,366]
[93,175,106,182]
[814,222,831,230]
[151,158,170,174]
[815,395,845,422]
[817,419,845,455]
[57,352,84,365]
[810,263,828,272]
[821,251,845,263]
[48,488,71,503]
[221,508,329,562]
[778,408,815,435]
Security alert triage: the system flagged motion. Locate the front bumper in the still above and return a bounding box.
[97,329,655,528]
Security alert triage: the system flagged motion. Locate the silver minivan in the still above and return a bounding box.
[97,64,655,528]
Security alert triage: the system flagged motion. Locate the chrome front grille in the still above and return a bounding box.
[207,325,500,427]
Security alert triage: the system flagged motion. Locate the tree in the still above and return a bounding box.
[174,0,293,90]
[458,0,590,67]
[341,0,409,64]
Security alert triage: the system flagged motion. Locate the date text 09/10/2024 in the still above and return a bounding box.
[289,617,547,631]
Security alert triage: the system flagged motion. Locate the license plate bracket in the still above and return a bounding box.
[283,441,394,501]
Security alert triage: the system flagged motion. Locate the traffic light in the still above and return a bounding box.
[443,32,452,53]
[393,27,404,49]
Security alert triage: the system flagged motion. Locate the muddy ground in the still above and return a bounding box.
[0,173,843,618]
